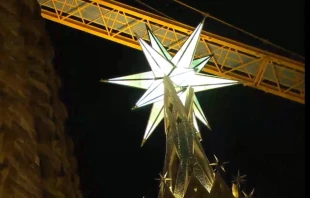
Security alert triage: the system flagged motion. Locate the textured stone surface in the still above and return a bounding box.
[0,0,82,197]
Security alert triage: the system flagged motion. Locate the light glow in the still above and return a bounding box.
[103,19,238,145]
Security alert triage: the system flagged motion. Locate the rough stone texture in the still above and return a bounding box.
[0,0,82,197]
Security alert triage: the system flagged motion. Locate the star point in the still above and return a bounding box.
[132,105,138,110]
[140,139,147,147]
[100,79,108,83]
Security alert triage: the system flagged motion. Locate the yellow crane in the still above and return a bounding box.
[38,0,305,104]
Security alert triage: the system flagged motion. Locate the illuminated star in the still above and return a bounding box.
[102,19,238,146]
[232,170,247,188]
[242,188,255,198]
[210,154,229,172]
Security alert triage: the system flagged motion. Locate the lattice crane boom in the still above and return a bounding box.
[38,0,305,104]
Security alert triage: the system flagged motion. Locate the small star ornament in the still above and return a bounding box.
[155,172,172,188]
[232,170,247,188]
[210,154,229,172]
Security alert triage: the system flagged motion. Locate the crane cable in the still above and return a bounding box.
[173,0,304,60]
[135,0,174,20]
[133,0,304,60]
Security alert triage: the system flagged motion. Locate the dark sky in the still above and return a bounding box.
[46,0,304,197]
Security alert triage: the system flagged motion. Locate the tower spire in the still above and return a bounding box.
[103,19,253,198]
[160,76,214,197]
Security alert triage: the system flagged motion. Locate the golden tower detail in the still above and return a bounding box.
[103,19,255,198]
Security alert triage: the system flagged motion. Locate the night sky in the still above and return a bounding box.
[46,1,304,197]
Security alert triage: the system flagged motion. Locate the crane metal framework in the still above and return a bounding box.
[38,0,305,104]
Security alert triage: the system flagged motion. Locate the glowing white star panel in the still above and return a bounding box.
[102,19,238,146]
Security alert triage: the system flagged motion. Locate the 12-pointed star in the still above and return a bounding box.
[101,19,238,146]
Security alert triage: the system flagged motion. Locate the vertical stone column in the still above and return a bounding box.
[0,1,82,197]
